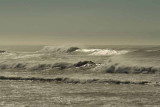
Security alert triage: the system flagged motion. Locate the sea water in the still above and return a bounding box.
[0,45,160,107]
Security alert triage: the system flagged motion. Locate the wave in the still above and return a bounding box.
[76,49,129,56]
[0,46,159,74]
[38,46,80,53]
[0,61,96,70]
[0,60,159,74]
[37,46,129,56]
[93,63,160,74]
[0,50,6,53]
[0,76,150,85]
[66,47,80,52]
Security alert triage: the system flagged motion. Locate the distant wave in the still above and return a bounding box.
[0,50,6,53]
[38,46,79,53]
[76,49,129,56]
[0,50,8,55]
[145,49,160,52]
[38,46,129,56]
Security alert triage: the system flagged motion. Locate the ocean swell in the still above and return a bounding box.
[0,76,150,85]
[0,46,159,74]
[93,63,160,74]
[38,46,80,53]
[0,60,159,74]
[37,46,129,56]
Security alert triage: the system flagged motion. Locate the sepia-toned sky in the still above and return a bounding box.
[0,0,160,45]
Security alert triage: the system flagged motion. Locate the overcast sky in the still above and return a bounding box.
[0,0,160,45]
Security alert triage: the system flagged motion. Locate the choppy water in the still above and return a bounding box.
[0,45,160,106]
[0,45,160,73]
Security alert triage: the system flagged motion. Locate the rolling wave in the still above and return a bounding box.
[75,48,129,56]
[0,46,160,74]
[38,46,79,53]
[38,46,129,56]
[0,76,150,85]
[0,60,159,74]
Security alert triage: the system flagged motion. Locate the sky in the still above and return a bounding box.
[0,0,160,45]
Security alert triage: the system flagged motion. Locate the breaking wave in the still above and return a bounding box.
[76,49,129,56]
[0,50,6,53]
[0,60,159,74]
[93,63,160,74]
[38,46,129,56]
[38,46,80,53]
[0,61,96,70]
[0,46,160,74]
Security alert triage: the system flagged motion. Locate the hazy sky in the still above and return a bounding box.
[0,0,160,45]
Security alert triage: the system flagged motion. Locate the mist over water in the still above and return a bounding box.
[0,45,160,74]
[1,45,160,106]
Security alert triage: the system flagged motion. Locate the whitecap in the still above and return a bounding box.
[76,49,129,56]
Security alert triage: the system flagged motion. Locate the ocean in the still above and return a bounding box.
[0,45,160,107]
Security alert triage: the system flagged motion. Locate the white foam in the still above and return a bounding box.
[76,49,129,56]
[90,50,129,56]
[145,49,160,52]
[76,49,101,52]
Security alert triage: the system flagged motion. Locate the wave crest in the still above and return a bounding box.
[38,46,129,56]
[93,63,159,74]
[38,46,80,53]
[76,49,129,56]
[0,60,159,74]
